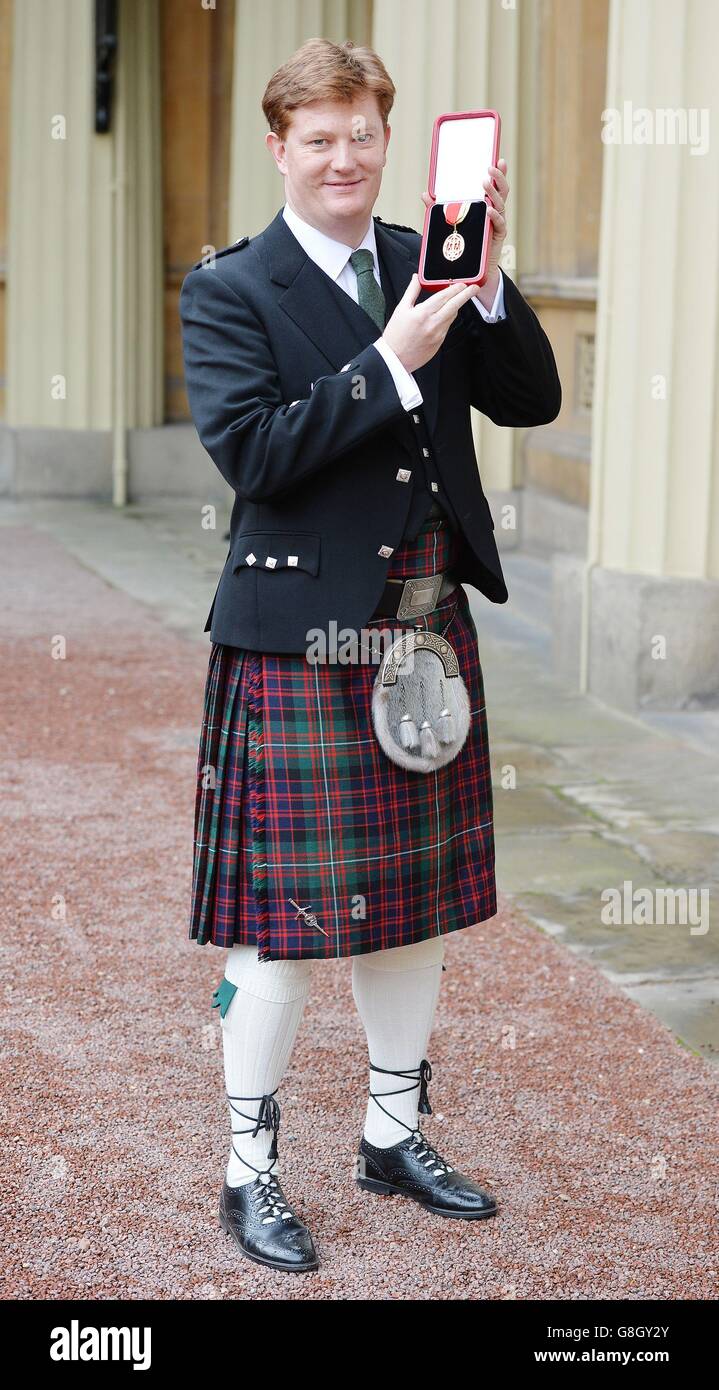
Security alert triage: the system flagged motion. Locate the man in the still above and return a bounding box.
[180,38,561,1274]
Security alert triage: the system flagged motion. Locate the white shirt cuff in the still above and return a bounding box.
[472,268,506,323]
[372,337,423,409]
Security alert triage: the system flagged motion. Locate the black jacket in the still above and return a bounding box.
[179,208,561,653]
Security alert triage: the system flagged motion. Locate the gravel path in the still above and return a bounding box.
[2,526,717,1300]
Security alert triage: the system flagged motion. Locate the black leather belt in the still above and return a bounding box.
[371,571,458,622]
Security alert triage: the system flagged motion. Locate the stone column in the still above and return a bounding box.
[6,0,162,487]
[559,0,719,708]
[518,0,609,558]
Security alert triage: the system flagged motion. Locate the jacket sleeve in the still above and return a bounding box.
[179,266,408,503]
[458,269,562,427]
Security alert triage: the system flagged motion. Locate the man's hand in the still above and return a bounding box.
[382,277,480,374]
[418,158,510,312]
[480,158,509,296]
[380,159,511,373]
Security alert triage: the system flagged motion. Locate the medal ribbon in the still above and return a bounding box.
[442,199,471,226]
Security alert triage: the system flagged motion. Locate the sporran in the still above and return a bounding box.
[370,628,472,773]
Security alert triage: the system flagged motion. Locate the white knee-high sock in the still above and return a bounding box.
[351,936,445,1148]
[220,945,314,1187]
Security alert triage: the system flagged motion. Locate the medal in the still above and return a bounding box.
[441,200,471,261]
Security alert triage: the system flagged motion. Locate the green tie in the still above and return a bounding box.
[349,248,386,331]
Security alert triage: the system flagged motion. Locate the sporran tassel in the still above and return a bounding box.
[399,713,420,750]
[419,719,438,759]
[437,708,456,744]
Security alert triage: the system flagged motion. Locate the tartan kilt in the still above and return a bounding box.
[188,516,497,959]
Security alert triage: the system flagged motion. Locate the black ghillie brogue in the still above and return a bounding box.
[355,1059,498,1220]
[219,1088,319,1271]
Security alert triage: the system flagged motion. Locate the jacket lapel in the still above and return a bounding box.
[261,208,441,439]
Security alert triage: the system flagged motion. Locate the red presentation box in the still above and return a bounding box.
[418,109,501,290]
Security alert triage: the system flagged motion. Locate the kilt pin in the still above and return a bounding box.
[189,513,497,959]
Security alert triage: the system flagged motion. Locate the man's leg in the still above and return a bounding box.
[351,935,497,1219]
[351,935,444,1146]
[215,945,320,1270]
[220,945,313,1185]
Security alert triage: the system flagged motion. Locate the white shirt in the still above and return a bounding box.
[282,201,506,412]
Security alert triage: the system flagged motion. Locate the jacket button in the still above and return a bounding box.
[378,544,394,558]
[265,556,277,568]
[430,481,439,492]
[396,468,412,482]
[422,447,430,457]
[287,555,298,566]
[245,552,257,565]
[412,413,420,424]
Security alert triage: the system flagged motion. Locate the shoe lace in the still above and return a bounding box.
[406,1130,454,1177]
[368,1056,434,1133]
[367,1058,453,1177]
[251,1172,293,1224]
[226,1088,283,1189]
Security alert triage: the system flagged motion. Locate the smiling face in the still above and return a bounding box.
[265,94,391,247]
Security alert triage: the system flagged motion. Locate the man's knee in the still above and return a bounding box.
[356,936,445,972]
[214,945,314,1008]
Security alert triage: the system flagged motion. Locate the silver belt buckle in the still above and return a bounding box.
[396,572,443,621]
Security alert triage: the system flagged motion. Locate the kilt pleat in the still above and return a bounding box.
[188,518,498,960]
[189,642,248,946]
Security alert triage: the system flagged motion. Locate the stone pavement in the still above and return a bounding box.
[0,498,716,1299]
